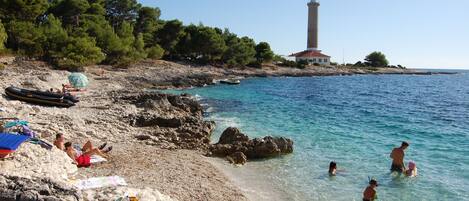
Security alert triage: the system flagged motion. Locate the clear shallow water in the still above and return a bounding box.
[167,72,469,201]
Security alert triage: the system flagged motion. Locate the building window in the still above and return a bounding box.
[318,59,322,62]
[324,59,328,62]
[313,58,316,62]
[309,59,313,63]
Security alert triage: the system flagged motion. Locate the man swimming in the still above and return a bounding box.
[389,141,409,173]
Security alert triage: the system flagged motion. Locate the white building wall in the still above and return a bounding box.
[296,57,330,65]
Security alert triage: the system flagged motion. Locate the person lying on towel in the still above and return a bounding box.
[54,134,112,167]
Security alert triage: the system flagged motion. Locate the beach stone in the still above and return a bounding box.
[135,134,152,141]
[218,127,249,144]
[227,152,247,165]
[0,175,80,201]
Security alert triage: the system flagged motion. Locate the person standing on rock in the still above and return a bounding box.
[390,141,409,173]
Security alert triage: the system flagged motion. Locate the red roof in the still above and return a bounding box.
[289,50,330,58]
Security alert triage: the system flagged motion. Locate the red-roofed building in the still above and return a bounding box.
[291,0,331,65]
[289,50,331,65]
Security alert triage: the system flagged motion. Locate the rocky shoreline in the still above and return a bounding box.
[0,58,453,201]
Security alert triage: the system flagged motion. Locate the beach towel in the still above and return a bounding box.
[4,120,29,129]
[0,133,30,150]
[90,155,107,164]
[71,176,127,190]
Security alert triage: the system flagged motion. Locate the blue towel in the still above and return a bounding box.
[0,133,30,150]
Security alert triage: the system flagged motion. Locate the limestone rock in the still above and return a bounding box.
[227,152,247,165]
[210,127,294,162]
[0,175,81,201]
[218,127,249,144]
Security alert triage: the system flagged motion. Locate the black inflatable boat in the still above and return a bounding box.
[5,86,77,108]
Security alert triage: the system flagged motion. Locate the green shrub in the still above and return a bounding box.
[365,51,389,67]
[0,20,7,51]
[6,21,45,57]
[51,36,105,71]
[146,45,164,59]
[297,60,308,69]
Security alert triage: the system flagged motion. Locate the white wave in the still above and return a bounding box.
[209,114,241,128]
[194,94,203,101]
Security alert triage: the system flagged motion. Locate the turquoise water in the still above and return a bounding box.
[168,72,469,201]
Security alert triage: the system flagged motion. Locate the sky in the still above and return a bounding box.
[139,0,469,69]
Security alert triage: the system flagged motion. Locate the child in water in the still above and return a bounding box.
[405,161,418,177]
[363,179,378,201]
[329,161,337,176]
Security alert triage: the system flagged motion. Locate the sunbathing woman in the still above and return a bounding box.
[64,141,111,167]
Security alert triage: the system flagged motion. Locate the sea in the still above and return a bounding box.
[165,70,469,201]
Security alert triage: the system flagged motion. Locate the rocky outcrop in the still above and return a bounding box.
[218,127,249,144]
[114,92,215,150]
[0,175,80,201]
[227,152,247,165]
[210,127,294,163]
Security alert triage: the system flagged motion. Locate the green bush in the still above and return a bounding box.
[365,51,389,67]
[6,21,45,57]
[255,42,274,63]
[0,20,7,51]
[146,45,164,59]
[51,36,105,71]
[297,60,308,69]
[0,1,279,68]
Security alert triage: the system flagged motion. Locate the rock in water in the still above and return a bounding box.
[210,127,294,162]
[218,127,249,144]
[247,136,294,158]
[227,152,247,165]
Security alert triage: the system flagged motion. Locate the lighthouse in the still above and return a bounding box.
[307,0,319,50]
[290,0,330,65]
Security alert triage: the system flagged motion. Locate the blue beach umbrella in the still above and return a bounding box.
[68,73,89,88]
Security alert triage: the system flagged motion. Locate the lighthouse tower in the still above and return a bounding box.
[290,0,330,65]
[307,0,320,50]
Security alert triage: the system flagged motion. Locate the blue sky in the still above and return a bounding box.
[139,0,469,69]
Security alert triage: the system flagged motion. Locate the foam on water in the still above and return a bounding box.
[167,72,469,201]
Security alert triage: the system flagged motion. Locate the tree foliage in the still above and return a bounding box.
[51,36,105,70]
[0,1,276,69]
[222,31,256,66]
[105,0,141,28]
[146,45,164,59]
[365,51,389,67]
[0,0,49,22]
[6,21,45,56]
[155,20,184,56]
[255,42,274,63]
[0,20,7,51]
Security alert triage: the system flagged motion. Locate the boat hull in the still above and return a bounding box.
[5,87,76,108]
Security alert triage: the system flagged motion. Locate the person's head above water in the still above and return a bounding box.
[329,161,337,172]
[401,141,410,149]
[408,161,416,170]
[369,179,378,187]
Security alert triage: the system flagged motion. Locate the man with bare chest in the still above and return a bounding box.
[390,141,409,173]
